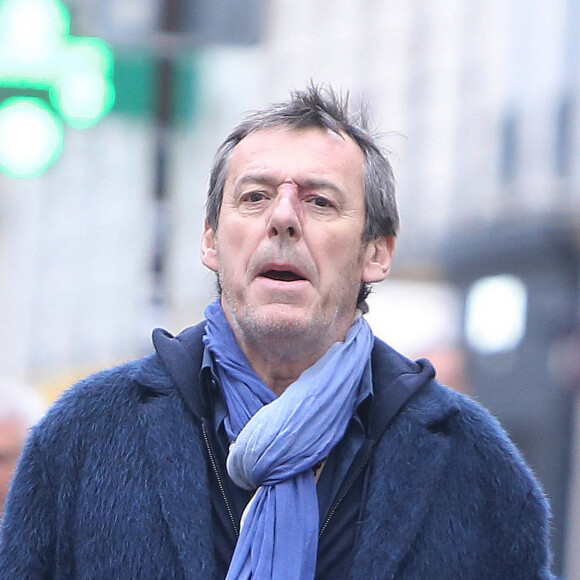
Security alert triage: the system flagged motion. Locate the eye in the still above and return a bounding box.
[242,191,268,203]
[309,196,335,208]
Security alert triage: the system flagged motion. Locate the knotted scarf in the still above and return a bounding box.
[202,299,373,580]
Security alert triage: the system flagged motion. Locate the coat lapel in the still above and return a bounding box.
[135,328,458,579]
[350,347,459,580]
[140,392,215,578]
[136,349,216,579]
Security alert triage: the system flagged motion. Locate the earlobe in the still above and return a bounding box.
[362,236,395,283]
[201,221,219,272]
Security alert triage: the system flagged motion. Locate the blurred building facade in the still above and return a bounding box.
[0,0,579,575]
[263,0,580,261]
[261,2,580,576]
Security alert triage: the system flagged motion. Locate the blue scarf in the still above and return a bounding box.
[203,300,373,580]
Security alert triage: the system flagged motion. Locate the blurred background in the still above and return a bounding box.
[0,0,579,576]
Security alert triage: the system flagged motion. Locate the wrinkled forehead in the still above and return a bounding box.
[232,125,364,159]
[225,126,366,190]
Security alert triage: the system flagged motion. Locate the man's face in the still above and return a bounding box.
[202,127,392,348]
[0,416,27,515]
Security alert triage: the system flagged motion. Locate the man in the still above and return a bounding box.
[0,86,554,579]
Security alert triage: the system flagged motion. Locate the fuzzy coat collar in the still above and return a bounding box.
[134,321,461,578]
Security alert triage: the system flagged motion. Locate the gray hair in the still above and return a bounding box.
[205,84,399,306]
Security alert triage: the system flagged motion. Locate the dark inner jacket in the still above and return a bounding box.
[152,324,428,579]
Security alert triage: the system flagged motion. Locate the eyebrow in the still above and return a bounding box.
[234,173,344,196]
[234,173,278,190]
[300,178,343,195]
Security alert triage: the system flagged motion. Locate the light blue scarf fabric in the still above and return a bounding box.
[202,300,373,580]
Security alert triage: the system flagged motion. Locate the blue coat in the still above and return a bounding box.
[0,323,554,579]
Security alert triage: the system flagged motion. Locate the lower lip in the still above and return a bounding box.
[255,277,310,292]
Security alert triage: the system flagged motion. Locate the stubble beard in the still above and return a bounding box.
[221,281,327,349]
[218,271,361,363]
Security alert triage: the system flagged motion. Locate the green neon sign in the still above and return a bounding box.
[0,97,63,177]
[0,0,115,177]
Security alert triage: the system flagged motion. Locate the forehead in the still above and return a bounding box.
[225,127,365,193]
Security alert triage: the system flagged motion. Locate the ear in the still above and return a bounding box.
[201,220,219,273]
[362,236,395,283]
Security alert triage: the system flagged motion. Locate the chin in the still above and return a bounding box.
[250,306,313,336]
[229,301,320,340]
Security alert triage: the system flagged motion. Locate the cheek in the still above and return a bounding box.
[317,234,365,281]
[224,216,261,250]
[330,229,364,261]
[216,225,251,262]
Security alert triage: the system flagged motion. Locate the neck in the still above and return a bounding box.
[218,300,358,395]
[229,320,354,396]
[238,342,328,396]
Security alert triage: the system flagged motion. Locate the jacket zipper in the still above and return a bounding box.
[319,444,373,538]
[201,420,239,537]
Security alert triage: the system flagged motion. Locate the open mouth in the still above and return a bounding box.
[260,270,306,282]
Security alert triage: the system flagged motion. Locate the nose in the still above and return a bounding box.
[267,182,302,241]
